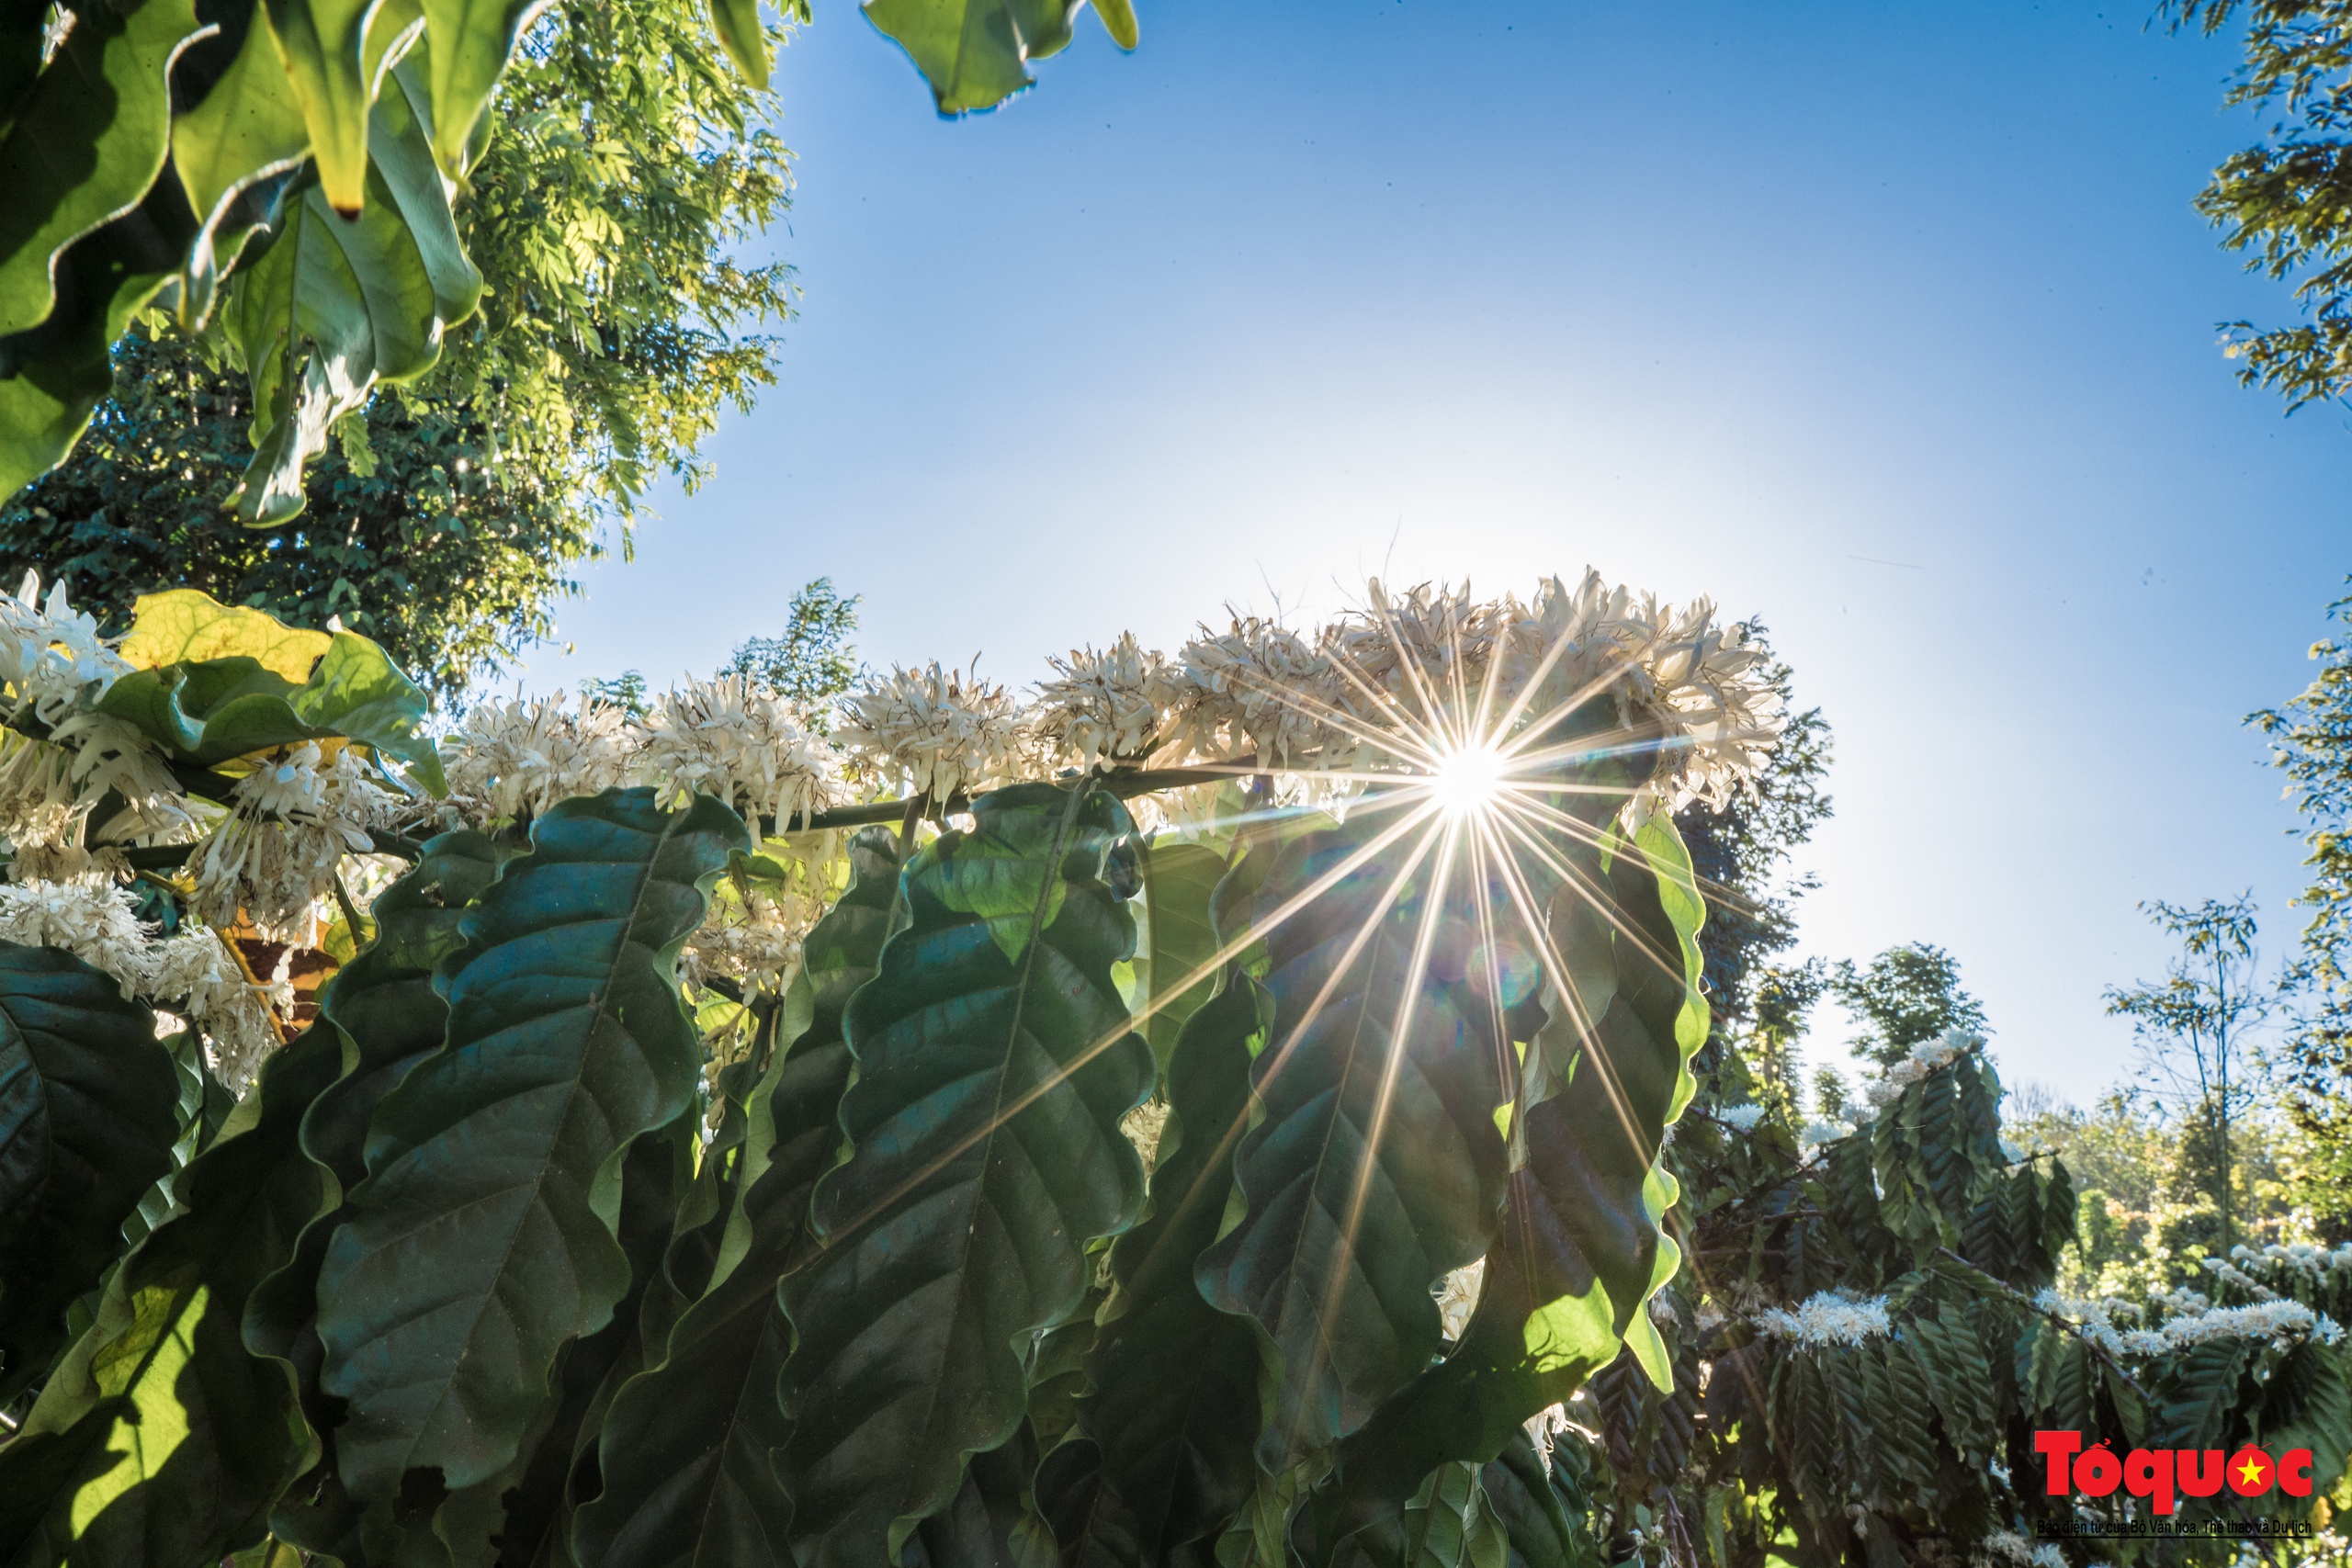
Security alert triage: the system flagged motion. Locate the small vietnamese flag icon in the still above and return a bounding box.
[2235,1453,2269,1490]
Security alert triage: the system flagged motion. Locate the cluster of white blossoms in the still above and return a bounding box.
[1713,1102,1769,1132]
[1861,1027,1984,1111]
[440,691,637,823]
[639,675,840,827]
[2033,1286,2345,1358]
[0,574,192,871]
[0,878,288,1086]
[1977,1529,2066,1568]
[190,743,403,942]
[1752,1290,1893,1347]
[835,662,1025,807]
[1435,1257,1487,1340]
[1031,633,1185,767]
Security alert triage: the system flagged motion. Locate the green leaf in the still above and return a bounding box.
[1313,814,1705,1543]
[1049,970,1267,1562]
[1193,805,1515,1473]
[572,829,902,1568]
[0,0,201,337]
[218,52,471,526]
[0,942,178,1404]
[775,783,1155,1566]
[1139,837,1225,1071]
[707,0,769,86]
[311,788,744,1510]
[245,830,501,1562]
[417,0,545,174]
[1476,1430,1589,1568]
[0,175,195,503]
[0,1021,344,1568]
[862,0,1123,115]
[169,5,312,252]
[98,589,446,790]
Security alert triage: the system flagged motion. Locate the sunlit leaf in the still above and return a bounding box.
[775,783,1154,1566]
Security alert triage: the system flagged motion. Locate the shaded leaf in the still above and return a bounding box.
[312,789,743,1509]
[572,829,903,1568]
[0,1021,344,1568]
[862,0,1131,115]
[1139,839,1224,1071]
[776,783,1154,1566]
[0,942,177,1404]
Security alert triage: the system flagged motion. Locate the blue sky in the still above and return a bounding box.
[528,0,2349,1107]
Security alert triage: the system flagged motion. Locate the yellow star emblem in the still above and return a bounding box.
[2236,1455,2267,1488]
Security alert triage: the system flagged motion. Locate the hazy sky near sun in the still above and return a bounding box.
[526,0,2349,1108]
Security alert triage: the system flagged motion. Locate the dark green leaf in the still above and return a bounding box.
[312,788,744,1511]
[776,783,1154,1566]
[0,1021,344,1568]
[0,942,177,1404]
[417,0,542,172]
[573,829,902,1568]
[1193,800,1515,1472]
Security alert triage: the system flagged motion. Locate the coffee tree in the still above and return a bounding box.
[0,572,1785,1567]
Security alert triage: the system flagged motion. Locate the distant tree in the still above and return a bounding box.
[2103,894,2269,1255]
[723,578,864,727]
[2165,1,2352,415]
[1747,957,1829,1114]
[1831,942,1989,1066]
[579,670,654,718]
[0,0,794,695]
[1672,625,1834,1037]
[2249,582,2352,1239]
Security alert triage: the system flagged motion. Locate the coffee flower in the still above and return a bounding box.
[1753,1290,1892,1347]
[1031,633,1184,766]
[837,663,1022,806]
[442,692,639,824]
[190,743,403,942]
[638,675,839,828]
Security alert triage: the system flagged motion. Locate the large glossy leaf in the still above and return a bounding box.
[775,783,1155,1567]
[862,0,1135,115]
[0,0,200,337]
[573,828,902,1568]
[0,174,196,503]
[312,789,744,1511]
[1043,840,1272,1565]
[97,589,446,790]
[1318,815,1705,1543]
[0,1020,344,1568]
[1193,801,1515,1474]
[260,0,383,217]
[244,830,502,1564]
[416,0,544,173]
[1138,839,1224,1071]
[0,942,177,1404]
[217,55,475,526]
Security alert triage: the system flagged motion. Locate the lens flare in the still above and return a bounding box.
[1430,742,1508,818]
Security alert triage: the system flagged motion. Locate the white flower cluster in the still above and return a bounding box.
[1799,1119,1849,1149]
[0,574,189,867]
[1031,634,1185,767]
[1435,1257,1487,1340]
[2122,1298,2344,1354]
[1977,1530,2065,1568]
[1862,1027,1983,1111]
[441,692,637,823]
[0,878,288,1086]
[2031,1290,2132,1357]
[189,743,402,942]
[835,663,1023,807]
[1753,1290,1893,1347]
[1714,1102,1768,1132]
[639,676,839,827]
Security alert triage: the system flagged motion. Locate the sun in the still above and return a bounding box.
[1428,740,1509,818]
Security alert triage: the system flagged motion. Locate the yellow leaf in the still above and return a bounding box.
[119,589,334,680]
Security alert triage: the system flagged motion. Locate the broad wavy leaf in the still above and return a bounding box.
[776,783,1153,1566]
[1138,838,1223,1071]
[0,942,177,1404]
[0,1020,343,1568]
[97,588,446,790]
[574,828,902,1568]
[312,789,743,1510]
[1193,802,1515,1473]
